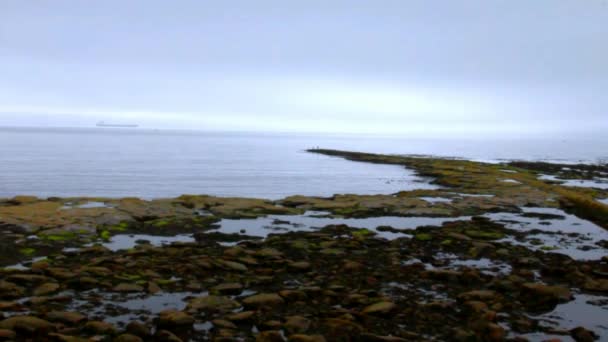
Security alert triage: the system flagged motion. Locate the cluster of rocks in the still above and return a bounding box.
[1,221,606,341]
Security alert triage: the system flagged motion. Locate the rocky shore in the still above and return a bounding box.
[1,149,607,341]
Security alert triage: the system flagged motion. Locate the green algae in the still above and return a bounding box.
[464,229,504,240]
[415,233,433,241]
[19,248,36,256]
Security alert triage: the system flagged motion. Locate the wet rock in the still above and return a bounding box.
[46,311,87,325]
[485,322,505,341]
[84,320,117,335]
[155,329,183,341]
[256,248,283,258]
[520,283,573,309]
[186,295,240,312]
[211,282,243,295]
[125,321,150,337]
[225,310,256,322]
[284,316,311,334]
[114,333,144,342]
[343,261,364,271]
[279,290,307,301]
[0,329,16,340]
[256,330,286,342]
[212,319,237,329]
[570,326,598,342]
[458,290,497,301]
[6,274,49,284]
[112,283,144,293]
[157,310,194,327]
[47,332,89,342]
[583,278,608,292]
[0,315,54,333]
[360,334,410,341]
[33,282,60,296]
[243,293,285,308]
[288,261,311,271]
[147,281,162,294]
[288,334,327,342]
[218,260,248,272]
[322,318,364,338]
[0,281,24,299]
[361,301,397,315]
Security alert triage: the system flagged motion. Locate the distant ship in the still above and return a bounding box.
[96,121,139,128]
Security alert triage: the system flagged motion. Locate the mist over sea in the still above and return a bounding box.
[1,127,606,199]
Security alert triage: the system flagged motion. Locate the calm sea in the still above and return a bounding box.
[0,127,606,199]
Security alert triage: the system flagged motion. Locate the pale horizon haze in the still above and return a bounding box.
[1,1,607,136]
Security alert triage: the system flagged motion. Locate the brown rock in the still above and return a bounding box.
[225,311,256,322]
[212,319,237,329]
[112,283,144,293]
[243,293,284,308]
[84,320,117,334]
[256,330,286,342]
[284,316,311,334]
[126,321,150,337]
[157,310,194,327]
[570,326,598,342]
[0,329,16,340]
[155,329,183,341]
[211,282,243,295]
[361,301,397,315]
[0,316,54,333]
[46,311,87,325]
[186,295,240,312]
[114,333,144,342]
[33,283,60,296]
[288,335,327,342]
[288,261,311,271]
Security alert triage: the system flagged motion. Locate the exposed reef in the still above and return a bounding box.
[0,149,607,341]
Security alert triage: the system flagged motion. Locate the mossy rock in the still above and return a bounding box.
[464,230,504,240]
[415,233,433,241]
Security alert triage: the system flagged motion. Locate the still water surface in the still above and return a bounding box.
[0,127,606,199]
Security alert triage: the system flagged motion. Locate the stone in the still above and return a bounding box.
[458,290,497,301]
[284,316,311,333]
[33,283,61,296]
[288,335,327,342]
[84,320,117,334]
[0,316,54,333]
[186,295,240,312]
[212,319,237,329]
[570,326,598,342]
[0,281,24,299]
[114,333,144,342]
[520,283,573,305]
[255,248,283,258]
[288,261,311,271]
[112,283,144,292]
[126,321,150,337]
[211,282,243,295]
[225,311,256,322]
[147,282,161,294]
[256,330,286,342]
[155,329,183,341]
[157,310,194,326]
[361,301,397,315]
[243,293,285,308]
[343,261,364,271]
[46,311,87,325]
[219,260,248,272]
[0,329,16,340]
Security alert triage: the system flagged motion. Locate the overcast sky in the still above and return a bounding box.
[0,0,606,135]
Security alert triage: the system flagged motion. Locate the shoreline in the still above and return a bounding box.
[1,150,608,340]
